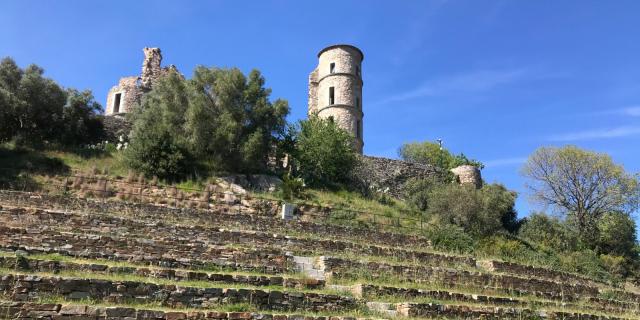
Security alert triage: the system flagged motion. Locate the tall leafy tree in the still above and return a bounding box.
[125,66,289,179]
[522,146,640,241]
[0,57,104,147]
[60,89,104,146]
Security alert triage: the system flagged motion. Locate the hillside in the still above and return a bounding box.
[0,148,640,319]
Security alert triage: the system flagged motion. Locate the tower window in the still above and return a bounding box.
[330,63,335,74]
[356,120,361,138]
[356,66,361,77]
[113,93,122,113]
[329,87,335,105]
[356,97,360,109]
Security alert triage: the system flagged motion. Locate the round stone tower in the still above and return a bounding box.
[308,44,364,153]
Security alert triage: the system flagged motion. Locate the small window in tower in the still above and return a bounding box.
[329,87,335,105]
[113,93,122,113]
[356,120,361,138]
[356,66,361,77]
[330,63,335,74]
[356,97,360,109]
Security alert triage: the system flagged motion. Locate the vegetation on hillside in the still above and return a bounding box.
[1,56,639,285]
[399,140,484,170]
[0,57,104,148]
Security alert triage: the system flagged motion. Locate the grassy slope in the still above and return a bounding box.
[0,144,631,288]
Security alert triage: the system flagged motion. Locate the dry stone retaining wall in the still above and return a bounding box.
[353,156,441,198]
[0,206,472,269]
[321,257,600,299]
[0,301,367,320]
[0,256,323,290]
[0,190,434,249]
[0,274,357,312]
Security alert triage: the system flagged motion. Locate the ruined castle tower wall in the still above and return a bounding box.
[105,77,142,115]
[308,45,364,154]
[141,47,163,89]
[106,47,179,116]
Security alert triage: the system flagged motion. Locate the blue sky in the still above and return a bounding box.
[1,1,639,220]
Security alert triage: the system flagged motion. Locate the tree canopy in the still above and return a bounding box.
[521,146,640,239]
[125,67,289,180]
[398,140,483,170]
[0,57,103,147]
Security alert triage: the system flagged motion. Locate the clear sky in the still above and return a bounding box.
[1,1,639,221]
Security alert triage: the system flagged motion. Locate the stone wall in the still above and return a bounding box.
[102,114,132,142]
[309,45,364,153]
[353,155,442,198]
[0,274,357,312]
[105,47,182,115]
[450,164,482,188]
[0,256,323,290]
[320,257,600,299]
[0,191,435,249]
[0,301,364,320]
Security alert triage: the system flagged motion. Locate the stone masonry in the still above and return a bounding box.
[308,45,364,153]
[105,47,181,115]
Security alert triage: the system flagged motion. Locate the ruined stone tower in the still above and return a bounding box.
[106,47,180,115]
[308,44,364,153]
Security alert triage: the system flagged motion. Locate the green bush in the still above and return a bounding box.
[424,223,475,253]
[403,177,440,211]
[0,57,103,147]
[598,211,638,259]
[518,213,579,252]
[291,116,357,188]
[124,67,289,180]
[423,183,519,237]
[398,140,483,170]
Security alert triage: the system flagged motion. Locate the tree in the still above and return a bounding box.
[598,211,637,260]
[292,116,357,188]
[59,89,104,146]
[125,66,289,179]
[399,141,483,170]
[522,146,640,239]
[0,57,104,148]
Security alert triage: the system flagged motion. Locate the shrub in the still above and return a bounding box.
[398,140,483,170]
[124,114,193,181]
[424,223,475,253]
[598,211,638,259]
[291,116,357,188]
[518,213,579,252]
[403,177,440,211]
[424,183,519,237]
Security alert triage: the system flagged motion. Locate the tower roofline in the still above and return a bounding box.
[317,44,364,61]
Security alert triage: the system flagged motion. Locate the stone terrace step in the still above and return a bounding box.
[478,259,606,286]
[351,284,639,316]
[395,302,633,319]
[0,206,475,269]
[1,191,616,289]
[0,255,324,290]
[0,273,357,312]
[0,190,433,249]
[0,301,373,320]
[0,226,288,273]
[320,257,603,301]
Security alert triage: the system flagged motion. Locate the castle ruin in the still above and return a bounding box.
[308,45,364,154]
[105,47,179,115]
